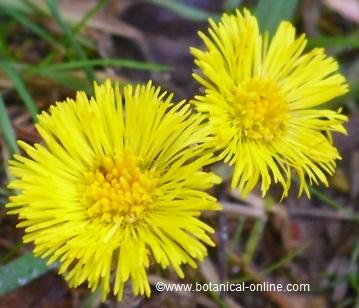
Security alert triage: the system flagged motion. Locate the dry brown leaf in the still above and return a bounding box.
[57,0,151,59]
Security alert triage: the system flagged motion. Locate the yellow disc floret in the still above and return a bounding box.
[231,78,289,142]
[84,151,157,224]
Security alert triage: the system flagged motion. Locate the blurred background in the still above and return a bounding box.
[0,0,358,307]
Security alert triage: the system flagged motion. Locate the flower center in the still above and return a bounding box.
[231,78,289,142]
[83,151,157,224]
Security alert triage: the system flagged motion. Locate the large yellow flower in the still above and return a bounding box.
[191,9,348,198]
[6,81,221,300]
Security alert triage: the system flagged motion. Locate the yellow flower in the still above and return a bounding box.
[6,80,221,300]
[191,9,348,198]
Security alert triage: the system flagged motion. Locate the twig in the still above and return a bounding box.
[289,208,359,222]
[221,201,265,219]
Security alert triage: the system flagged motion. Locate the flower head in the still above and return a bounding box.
[6,80,221,300]
[191,9,348,198]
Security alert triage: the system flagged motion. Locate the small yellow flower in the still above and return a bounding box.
[191,9,348,198]
[6,81,221,300]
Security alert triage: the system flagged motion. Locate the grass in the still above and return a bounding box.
[241,218,266,266]
[0,95,19,156]
[309,34,359,49]
[0,0,171,117]
[230,241,312,284]
[1,4,63,51]
[46,0,96,83]
[24,58,170,74]
[146,0,219,21]
[72,0,109,35]
[0,61,38,121]
[0,0,358,306]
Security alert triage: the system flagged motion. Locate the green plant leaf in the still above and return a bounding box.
[259,241,311,275]
[0,3,63,51]
[72,0,109,35]
[309,34,359,49]
[147,0,219,22]
[0,61,38,121]
[46,0,95,83]
[0,253,51,295]
[0,0,32,14]
[241,218,266,266]
[32,70,92,92]
[0,95,19,156]
[25,58,171,74]
[255,0,299,34]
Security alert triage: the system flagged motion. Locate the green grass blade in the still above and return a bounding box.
[0,0,32,14]
[147,0,219,22]
[22,0,48,16]
[0,61,38,121]
[26,58,171,74]
[291,176,345,210]
[72,0,109,35]
[348,240,359,291]
[309,186,344,210]
[309,191,359,223]
[229,216,246,253]
[241,218,266,266]
[46,0,96,83]
[0,4,62,51]
[352,81,359,101]
[0,95,19,156]
[255,0,299,34]
[0,253,50,295]
[34,70,92,93]
[230,241,311,284]
[259,241,311,275]
[309,34,359,49]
